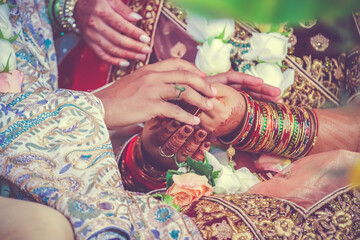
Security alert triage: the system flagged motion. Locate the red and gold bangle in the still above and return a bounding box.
[298,108,318,158]
[238,101,263,151]
[120,136,166,192]
[218,90,254,145]
[252,102,273,152]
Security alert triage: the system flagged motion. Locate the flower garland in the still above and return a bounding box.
[0,0,23,93]
[186,14,294,94]
[158,151,259,209]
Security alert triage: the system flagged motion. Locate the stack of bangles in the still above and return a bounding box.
[119,135,167,192]
[48,0,80,34]
[219,90,319,160]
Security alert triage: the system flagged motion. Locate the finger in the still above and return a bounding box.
[198,111,219,133]
[87,19,152,55]
[107,0,143,22]
[152,120,183,145]
[177,129,208,162]
[87,42,130,66]
[192,141,211,161]
[103,9,150,44]
[159,102,201,125]
[161,125,194,157]
[158,70,217,98]
[207,71,263,87]
[245,91,282,102]
[160,84,213,111]
[202,98,225,119]
[145,58,207,78]
[86,33,147,61]
[242,84,282,98]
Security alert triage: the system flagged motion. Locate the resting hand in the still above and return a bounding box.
[199,83,246,137]
[74,0,153,66]
[141,118,210,169]
[207,70,281,102]
[93,59,217,129]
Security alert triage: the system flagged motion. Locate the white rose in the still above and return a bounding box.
[195,39,231,75]
[233,167,260,193]
[246,62,294,94]
[205,151,259,194]
[0,4,12,39]
[0,39,16,72]
[187,14,235,42]
[243,32,290,64]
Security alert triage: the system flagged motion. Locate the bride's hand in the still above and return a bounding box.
[141,118,210,169]
[94,59,217,129]
[199,83,246,137]
[207,70,281,102]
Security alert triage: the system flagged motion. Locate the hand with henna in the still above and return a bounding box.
[199,83,246,137]
[141,118,211,170]
[206,70,282,102]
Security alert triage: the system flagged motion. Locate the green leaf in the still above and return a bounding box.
[163,194,173,205]
[216,26,226,40]
[163,195,181,211]
[166,170,178,189]
[1,53,12,73]
[186,156,214,185]
[9,31,21,43]
[151,193,164,201]
[212,170,221,180]
[0,29,4,39]
[174,155,187,168]
[229,163,235,173]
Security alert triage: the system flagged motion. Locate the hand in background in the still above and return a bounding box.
[74,0,153,66]
[141,118,210,169]
[93,59,217,129]
[207,70,282,102]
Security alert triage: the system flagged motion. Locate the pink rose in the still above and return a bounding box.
[166,173,213,206]
[0,70,24,93]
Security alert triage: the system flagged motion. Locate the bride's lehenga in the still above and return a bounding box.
[1,0,360,239]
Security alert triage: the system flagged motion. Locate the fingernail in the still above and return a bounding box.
[141,46,152,54]
[135,54,146,61]
[119,61,130,67]
[206,99,213,109]
[140,34,151,43]
[193,116,200,124]
[211,86,217,96]
[200,71,207,78]
[129,12,142,20]
[184,126,192,134]
[172,120,181,128]
[198,130,206,138]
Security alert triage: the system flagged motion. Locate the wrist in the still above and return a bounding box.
[218,90,253,145]
[119,136,166,192]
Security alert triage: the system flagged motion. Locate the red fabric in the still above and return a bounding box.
[58,39,110,92]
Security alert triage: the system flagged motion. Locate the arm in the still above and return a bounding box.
[200,83,360,159]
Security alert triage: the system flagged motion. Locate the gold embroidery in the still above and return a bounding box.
[310,33,330,52]
[181,188,360,239]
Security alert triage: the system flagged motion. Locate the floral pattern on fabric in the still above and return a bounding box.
[0,0,202,239]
